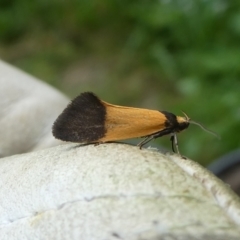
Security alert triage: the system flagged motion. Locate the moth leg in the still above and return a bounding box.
[170,135,175,152]
[137,135,155,149]
[170,133,180,154]
[138,128,173,149]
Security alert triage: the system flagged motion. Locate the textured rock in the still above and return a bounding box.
[0,143,240,240]
[0,60,69,157]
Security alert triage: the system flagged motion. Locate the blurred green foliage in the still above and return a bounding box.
[1,0,240,165]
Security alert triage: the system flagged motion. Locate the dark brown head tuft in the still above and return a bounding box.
[52,92,106,142]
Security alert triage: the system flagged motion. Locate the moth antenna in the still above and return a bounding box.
[189,120,221,139]
[181,111,190,121]
[181,110,220,139]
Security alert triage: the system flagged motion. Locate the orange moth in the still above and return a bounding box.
[52,92,218,154]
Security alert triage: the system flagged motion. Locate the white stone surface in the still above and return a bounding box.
[0,143,240,240]
[0,60,69,157]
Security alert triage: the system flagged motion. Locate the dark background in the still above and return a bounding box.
[1,0,240,165]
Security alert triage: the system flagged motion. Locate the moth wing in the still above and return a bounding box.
[52,92,106,142]
[99,101,167,142]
